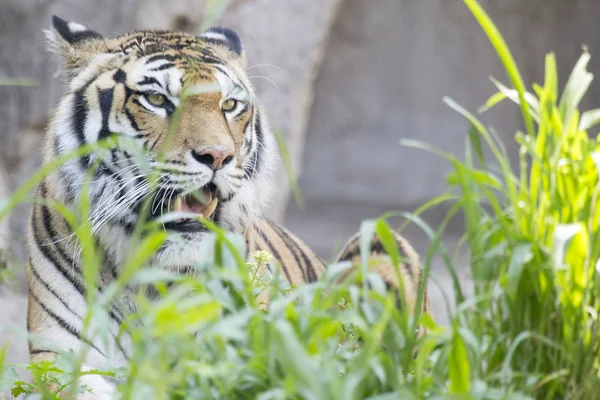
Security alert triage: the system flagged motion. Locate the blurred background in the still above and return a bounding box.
[2,0,600,365]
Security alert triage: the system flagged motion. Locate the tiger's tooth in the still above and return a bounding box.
[202,197,219,219]
[173,196,182,212]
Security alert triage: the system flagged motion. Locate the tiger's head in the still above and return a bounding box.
[44,16,277,269]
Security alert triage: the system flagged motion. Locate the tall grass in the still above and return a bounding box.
[403,1,600,397]
[1,0,600,398]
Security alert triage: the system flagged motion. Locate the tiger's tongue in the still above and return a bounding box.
[183,186,212,214]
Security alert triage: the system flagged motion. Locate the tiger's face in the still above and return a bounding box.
[45,16,277,269]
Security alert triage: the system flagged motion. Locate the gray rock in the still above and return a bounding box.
[285,0,600,256]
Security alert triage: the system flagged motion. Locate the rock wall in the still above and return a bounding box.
[0,163,7,250]
[284,0,600,259]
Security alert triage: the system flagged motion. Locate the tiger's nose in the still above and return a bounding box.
[191,148,235,170]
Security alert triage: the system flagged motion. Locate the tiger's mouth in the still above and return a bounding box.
[150,183,219,232]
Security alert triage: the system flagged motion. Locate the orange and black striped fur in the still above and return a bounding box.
[26,16,431,398]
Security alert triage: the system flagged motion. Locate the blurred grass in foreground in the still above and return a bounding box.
[1,0,600,398]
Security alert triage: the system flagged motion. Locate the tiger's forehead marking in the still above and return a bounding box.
[109,30,244,100]
[108,30,225,69]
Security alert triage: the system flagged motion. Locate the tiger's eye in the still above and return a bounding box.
[222,98,237,112]
[146,93,166,106]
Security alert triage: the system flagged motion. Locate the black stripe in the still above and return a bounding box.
[343,235,360,254]
[102,375,119,386]
[316,254,327,268]
[34,185,128,334]
[244,234,251,256]
[32,229,127,359]
[28,258,82,320]
[38,187,74,273]
[30,256,129,359]
[31,291,106,358]
[124,108,142,132]
[113,69,127,83]
[337,236,416,281]
[149,63,174,72]
[243,119,252,148]
[112,217,136,234]
[200,55,225,65]
[73,88,91,167]
[336,246,359,263]
[244,112,264,179]
[123,87,144,132]
[145,54,177,64]
[108,150,127,198]
[33,186,86,298]
[137,76,161,87]
[234,105,249,121]
[203,27,242,55]
[244,152,257,178]
[132,98,153,113]
[396,240,415,278]
[252,113,264,176]
[212,65,232,79]
[220,191,236,203]
[30,349,59,356]
[385,281,403,310]
[266,220,310,282]
[109,306,125,327]
[337,238,387,262]
[98,88,114,140]
[254,225,292,283]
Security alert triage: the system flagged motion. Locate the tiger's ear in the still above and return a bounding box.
[197,27,247,69]
[45,16,108,76]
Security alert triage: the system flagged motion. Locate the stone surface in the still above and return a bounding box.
[0,164,7,250]
[284,0,600,257]
[0,288,28,362]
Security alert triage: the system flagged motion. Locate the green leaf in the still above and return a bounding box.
[559,51,593,128]
[505,242,533,299]
[467,125,486,168]
[359,219,377,277]
[553,223,581,267]
[272,127,304,209]
[449,324,470,393]
[488,76,540,122]
[478,91,508,114]
[463,0,535,138]
[579,108,600,131]
[544,52,558,104]
[200,0,233,30]
[374,219,402,268]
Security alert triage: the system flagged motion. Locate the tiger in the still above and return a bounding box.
[25,15,432,398]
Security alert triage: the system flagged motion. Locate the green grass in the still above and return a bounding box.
[2,0,600,398]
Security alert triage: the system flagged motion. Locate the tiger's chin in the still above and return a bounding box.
[150,231,216,273]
